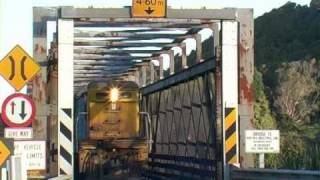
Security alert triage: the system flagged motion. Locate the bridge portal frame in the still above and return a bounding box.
[33,6,254,179]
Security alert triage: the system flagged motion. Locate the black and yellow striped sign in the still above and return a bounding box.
[225,107,238,164]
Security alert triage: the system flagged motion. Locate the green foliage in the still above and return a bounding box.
[255,2,320,86]
[310,0,320,9]
[254,3,320,169]
[266,133,320,170]
[256,2,320,67]
[273,60,320,126]
[253,69,276,129]
[264,60,320,170]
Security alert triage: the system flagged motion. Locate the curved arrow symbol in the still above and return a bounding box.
[8,56,28,81]
[20,56,27,81]
[8,56,15,80]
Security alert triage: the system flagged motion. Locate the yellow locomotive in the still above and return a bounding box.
[75,81,151,179]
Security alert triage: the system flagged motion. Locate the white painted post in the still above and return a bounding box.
[1,167,7,180]
[222,21,239,179]
[57,19,74,177]
[8,156,27,180]
[259,153,265,168]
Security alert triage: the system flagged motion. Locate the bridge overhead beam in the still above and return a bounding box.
[74,48,162,55]
[61,7,237,20]
[74,21,210,28]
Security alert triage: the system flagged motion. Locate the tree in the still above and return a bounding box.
[310,0,320,9]
[253,69,276,129]
[273,59,320,126]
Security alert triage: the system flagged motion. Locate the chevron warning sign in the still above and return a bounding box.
[58,108,73,175]
[224,107,238,164]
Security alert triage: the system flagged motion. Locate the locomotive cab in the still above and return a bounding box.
[75,81,151,179]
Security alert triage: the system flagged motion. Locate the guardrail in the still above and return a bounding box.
[230,165,320,180]
[48,175,72,180]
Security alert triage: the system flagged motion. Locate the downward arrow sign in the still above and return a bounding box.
[145,7,154,15]
[19,101,27,120]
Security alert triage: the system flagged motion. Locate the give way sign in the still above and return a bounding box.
[1,93,35,127]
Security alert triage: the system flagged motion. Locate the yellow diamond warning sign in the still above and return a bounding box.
[0,140,11,167]
[0,45,40,91]
[132,0,166,18]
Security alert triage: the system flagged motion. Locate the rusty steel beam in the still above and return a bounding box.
[236,9,255,169]
[74,75,124,79]
[74,34,179,40]
[74,74,124,78]
[74,54,150,60]
[75,17,213,23]
[74,40,174,47]
[75,28,188,34]
[74,21,208,28]
[74,61,135,66]
[74,48,163,55]
[74,30,187,37]
[74,64,133,70]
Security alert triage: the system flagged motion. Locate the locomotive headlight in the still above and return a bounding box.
[110,88,119,102]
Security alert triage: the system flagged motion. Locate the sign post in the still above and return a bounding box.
[259,153,265,168]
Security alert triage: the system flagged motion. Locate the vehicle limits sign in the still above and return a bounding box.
[132,0,166,18]
[245,130,280,153]
[14,141,46,170]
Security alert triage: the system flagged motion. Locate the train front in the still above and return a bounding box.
[77,81,150,179]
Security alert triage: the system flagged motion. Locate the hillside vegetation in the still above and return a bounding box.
[254,1,320,169]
